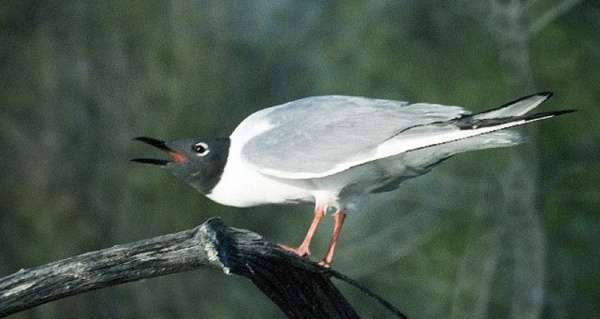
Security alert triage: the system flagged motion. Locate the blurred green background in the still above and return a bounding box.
[1,1,598,318]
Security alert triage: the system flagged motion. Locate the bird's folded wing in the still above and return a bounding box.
[240,95,469,179]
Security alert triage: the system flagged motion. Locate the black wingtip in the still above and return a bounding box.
[519,108,576,122]
[548,109,577,116]
[512,91,554,105]
[536,91,554,99]
[474,92,554,117]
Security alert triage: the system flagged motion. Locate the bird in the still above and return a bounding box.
[132,92,574,267]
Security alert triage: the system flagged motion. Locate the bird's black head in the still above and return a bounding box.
[132,136,230,194]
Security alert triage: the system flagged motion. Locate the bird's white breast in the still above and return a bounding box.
[206,108,314,207]
[206,153,314,207]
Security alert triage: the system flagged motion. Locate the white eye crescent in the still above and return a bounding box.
[193,142,210,156]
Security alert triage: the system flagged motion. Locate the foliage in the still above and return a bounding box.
[1,0,598,318]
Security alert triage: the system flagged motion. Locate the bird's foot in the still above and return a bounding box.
[278,243,310,258]
[279,244,334,268]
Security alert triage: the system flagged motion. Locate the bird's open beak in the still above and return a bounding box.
[131,137,187,165]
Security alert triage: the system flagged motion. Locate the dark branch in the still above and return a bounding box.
[0,218,408,318]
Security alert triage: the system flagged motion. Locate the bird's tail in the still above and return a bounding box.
[397,93,575,174]
[451,92,576,132]
[369,92,575,174]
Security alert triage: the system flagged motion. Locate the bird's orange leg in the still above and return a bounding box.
[279,204,326,258]
[318,210,346,268]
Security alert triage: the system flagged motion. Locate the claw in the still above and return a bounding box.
[279,243,310,258]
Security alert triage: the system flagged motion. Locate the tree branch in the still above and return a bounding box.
[0,217,408,319]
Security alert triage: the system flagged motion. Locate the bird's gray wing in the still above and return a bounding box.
[240,95,469,179]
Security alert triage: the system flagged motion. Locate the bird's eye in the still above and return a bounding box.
[192,142,210,156]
